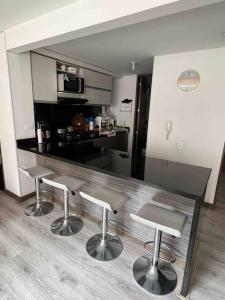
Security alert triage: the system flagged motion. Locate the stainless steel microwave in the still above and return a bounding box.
[57,74,84,94]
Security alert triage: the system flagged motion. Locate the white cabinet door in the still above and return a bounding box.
[31,53,57,102]
[83,69,112,90]
[85,87,111,105]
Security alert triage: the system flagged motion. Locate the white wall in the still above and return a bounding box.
[146,47,225,204]
[7,51,36,195]
[110,75,137,152]
[0,43,36,197]
[0,32,21,195]
[8,52,35,139]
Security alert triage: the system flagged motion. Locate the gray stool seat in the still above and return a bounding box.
[80,187,126,213]
[130,203,186,238]
[19,166,55,217]
[42,174,85,236]
[130,203,186,296]
[80,187,127,261]
[19,166,54,179]
[42,175,85,192]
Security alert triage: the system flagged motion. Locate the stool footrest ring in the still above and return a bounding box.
[98,219,128,235]
[144,241,176,263]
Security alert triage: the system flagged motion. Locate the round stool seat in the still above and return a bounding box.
[130,203,186,296]
[80,187,127,261]
[19,166,55,217]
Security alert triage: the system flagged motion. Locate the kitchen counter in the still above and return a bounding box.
[17,136,211,297]
[17,136,210,202]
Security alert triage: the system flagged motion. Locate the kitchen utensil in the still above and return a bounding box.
[56,128,67,135]
[60,65,66,71]
[67,66,77,74]
[67,126,75,133]
[46,130,51,140]
[37,128,43,144]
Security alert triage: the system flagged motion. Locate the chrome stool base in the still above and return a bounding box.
[86,233,123,261]
[24,201,54,217]
[50,216,83,236]
[133,256,177,295]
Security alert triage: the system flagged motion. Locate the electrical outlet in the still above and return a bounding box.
[176,141,184,150]
[24,123,35,130]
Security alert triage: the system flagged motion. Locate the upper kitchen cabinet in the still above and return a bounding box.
[31,53,57,103]
[84,87,111,105]
[83,69,112,91]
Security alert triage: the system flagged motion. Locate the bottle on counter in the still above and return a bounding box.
[37,122,43,144]
[85,117,90,131]
[89,117,94,131]
[95,116,102,131]
[45,123,51,140]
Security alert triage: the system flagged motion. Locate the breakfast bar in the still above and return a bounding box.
[17,138,211,297]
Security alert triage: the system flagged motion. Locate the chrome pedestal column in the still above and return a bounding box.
[25,178,54,217]
[50,190,83,236]
[86,207,123,261]
[133,229,177,295]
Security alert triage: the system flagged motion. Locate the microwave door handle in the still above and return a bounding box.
[78,77,82,93]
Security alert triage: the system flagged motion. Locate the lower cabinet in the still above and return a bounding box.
[85,87,111,105]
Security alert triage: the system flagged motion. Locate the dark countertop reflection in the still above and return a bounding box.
[17,137,211,202]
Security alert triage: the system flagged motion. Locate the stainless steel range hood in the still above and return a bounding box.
[57,92,88,104]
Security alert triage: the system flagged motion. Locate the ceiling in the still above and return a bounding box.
[47,1,225,75]
[0,0,78,31]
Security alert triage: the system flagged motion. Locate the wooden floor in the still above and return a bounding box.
[0,191,224,300]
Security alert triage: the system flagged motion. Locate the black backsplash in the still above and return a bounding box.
[34,103,102,129]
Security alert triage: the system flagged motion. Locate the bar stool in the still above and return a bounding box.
[19,166,55,217]
[42,175,85,236]
[130,203,186,296]
[80,187,127,261]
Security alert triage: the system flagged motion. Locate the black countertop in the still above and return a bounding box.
[17,136,211,202]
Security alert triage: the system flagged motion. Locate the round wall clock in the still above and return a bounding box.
[177,70,200,92]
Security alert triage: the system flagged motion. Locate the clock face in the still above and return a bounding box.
[177,70,200,92]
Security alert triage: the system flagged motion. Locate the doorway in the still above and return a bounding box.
[132,74,152,177]
[215,144,225,204]
[0,146,5,191]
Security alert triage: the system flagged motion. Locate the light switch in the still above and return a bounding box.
[24,123,35,130]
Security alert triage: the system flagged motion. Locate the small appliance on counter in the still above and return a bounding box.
[95,111,114,132]
[95,116,102,131]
